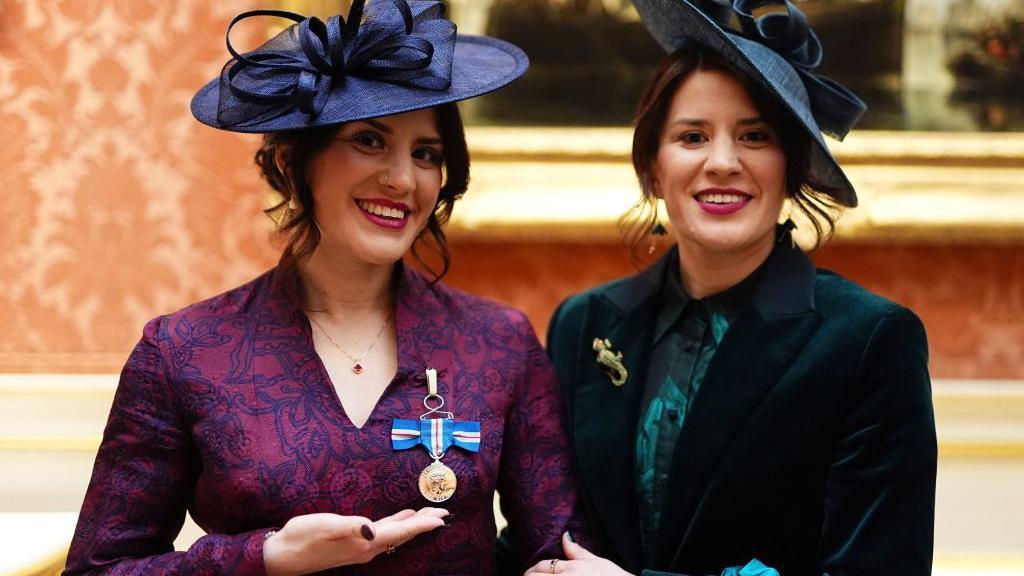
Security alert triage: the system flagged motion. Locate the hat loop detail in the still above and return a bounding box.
[218,0,454,126]
[693,0,864,139]
[733,0,821,70]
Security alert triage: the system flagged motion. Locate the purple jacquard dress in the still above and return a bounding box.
[64,265,582,575]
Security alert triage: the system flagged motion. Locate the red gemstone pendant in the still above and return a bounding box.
[352,363,364,375]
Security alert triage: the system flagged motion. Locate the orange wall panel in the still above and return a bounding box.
[0,1,276,369]
[443,242,1024,381]
[0,1,1020,381]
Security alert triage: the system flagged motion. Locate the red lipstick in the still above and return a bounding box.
[356,198,411,230]
[695,188,752,216]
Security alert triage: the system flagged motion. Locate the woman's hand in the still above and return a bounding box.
[263,507,448,576]
[524,532,634,576]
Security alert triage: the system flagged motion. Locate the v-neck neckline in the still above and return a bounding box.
[306,331,399,430]
[295,262,428,431]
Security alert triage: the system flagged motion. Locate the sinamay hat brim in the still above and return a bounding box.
[632,0,865,207]
[190,3,528,134]
[191,35,527,133]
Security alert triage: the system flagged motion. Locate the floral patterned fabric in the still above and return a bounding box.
[64,264,582,575]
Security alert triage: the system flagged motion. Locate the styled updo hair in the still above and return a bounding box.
[622,46,842,260]
[254,103,470,304]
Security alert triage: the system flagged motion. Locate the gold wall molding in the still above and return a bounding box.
[0,437,100,452]
[0,373,118,393]
[7,435,1016,459]
[455,128,1024,244]
[466,127,1024,166]
[2,375,1021,459]
[6,434,1015,457]
[0,355,126,374]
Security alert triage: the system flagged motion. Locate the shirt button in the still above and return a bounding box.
[683,341,697,352]
[667,407,680,421]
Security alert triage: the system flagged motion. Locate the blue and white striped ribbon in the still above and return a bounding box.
[391,418,481,455]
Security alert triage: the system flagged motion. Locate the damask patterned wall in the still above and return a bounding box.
[0,0,277,371]
[0,1,1021,380]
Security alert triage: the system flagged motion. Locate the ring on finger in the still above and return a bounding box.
[549,558,559,573]
[386,543,397,555]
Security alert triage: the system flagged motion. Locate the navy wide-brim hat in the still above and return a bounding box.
[631,0,866,207]
[191,0,528,134]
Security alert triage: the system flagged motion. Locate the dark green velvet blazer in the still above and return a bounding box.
[547,239,937,576]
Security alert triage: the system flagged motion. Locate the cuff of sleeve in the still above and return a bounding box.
[236,528,273,576]
[721,559,779,576]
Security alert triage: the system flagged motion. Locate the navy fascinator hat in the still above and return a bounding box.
[631,0,866,207]
[191,0,528,133]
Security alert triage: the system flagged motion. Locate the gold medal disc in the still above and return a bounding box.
[418,461,457,502]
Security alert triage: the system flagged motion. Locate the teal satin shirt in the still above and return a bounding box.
[635,254,776,576]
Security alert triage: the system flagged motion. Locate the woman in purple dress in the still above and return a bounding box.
[63,2,582,575]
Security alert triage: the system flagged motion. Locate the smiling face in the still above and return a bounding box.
[652,67,787,256]
[306,107,445,267]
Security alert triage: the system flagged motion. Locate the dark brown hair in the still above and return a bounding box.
[255,103,469,304]
[623,47,841,262]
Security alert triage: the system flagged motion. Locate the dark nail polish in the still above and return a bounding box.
[443,513,455,526]
[361,525,375,541]
[566,530,575,543]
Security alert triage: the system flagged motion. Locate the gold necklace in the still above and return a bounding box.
[308,312,392,375]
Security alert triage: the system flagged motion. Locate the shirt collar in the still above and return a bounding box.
[602,225,816,320]
[653,252,692,345]
[652,245,764,345]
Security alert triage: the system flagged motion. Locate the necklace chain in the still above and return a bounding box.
[308,311,392,375]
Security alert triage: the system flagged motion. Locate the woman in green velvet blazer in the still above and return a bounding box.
[519,2,937,576]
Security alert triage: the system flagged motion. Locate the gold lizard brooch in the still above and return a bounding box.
[592,337,628,387]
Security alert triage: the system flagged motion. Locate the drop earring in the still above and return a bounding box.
[647,189,667,255]
[648,221,667,254]
[778,218,797,248]
[287,197,297,212]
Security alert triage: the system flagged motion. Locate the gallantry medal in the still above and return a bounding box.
[391,369,481,503]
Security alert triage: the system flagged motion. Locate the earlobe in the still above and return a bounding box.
[646,163,663,199]
[650,177,663,200]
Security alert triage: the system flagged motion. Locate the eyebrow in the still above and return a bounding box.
[669,116,766,127]
[359,119,443,145]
